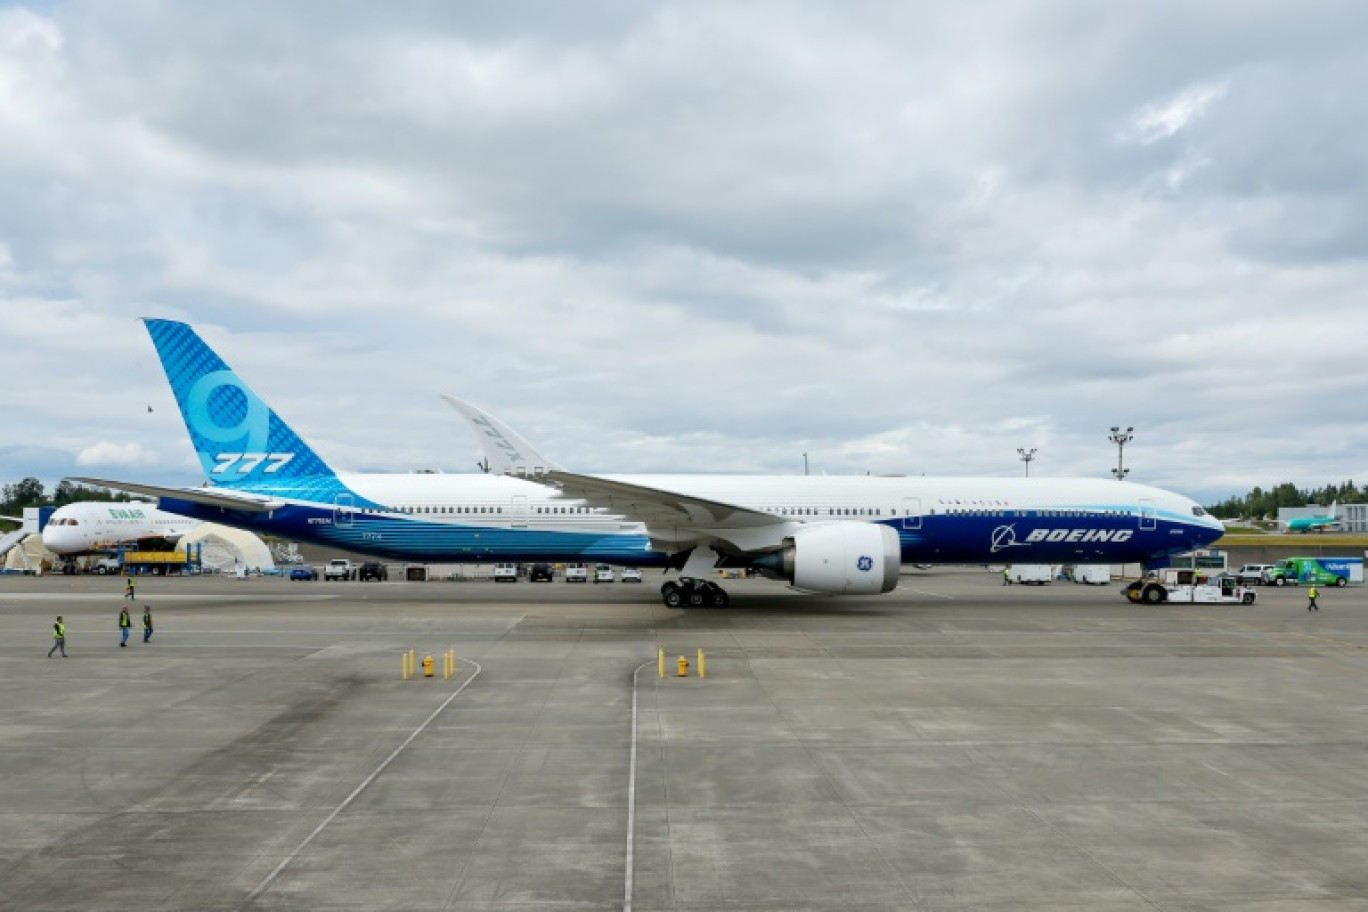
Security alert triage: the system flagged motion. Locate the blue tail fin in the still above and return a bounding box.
[144,320,336,487]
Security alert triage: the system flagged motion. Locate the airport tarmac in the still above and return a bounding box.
[2,569,1367,911]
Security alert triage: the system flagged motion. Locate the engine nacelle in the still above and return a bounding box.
[762,522,900,595]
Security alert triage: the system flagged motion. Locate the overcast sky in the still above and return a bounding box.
[2,1,1365,505]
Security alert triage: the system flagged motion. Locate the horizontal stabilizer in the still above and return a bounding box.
[66,477,283,513]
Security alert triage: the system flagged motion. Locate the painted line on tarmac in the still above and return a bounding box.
[243,657,483,907]
[624,660,649,912]
[0,593,339,601]
[897,586,955,599]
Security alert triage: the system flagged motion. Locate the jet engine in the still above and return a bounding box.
[755,522,901,595]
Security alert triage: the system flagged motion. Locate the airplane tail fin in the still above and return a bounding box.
[143,320,336,487]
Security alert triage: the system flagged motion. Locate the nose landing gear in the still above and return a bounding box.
[661,577,730,608]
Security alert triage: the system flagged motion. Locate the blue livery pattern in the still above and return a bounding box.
[145,320,370,504]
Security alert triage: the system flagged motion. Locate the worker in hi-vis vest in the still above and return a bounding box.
[48,615,67,658]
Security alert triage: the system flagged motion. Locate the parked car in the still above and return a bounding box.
[358,561,388,581]
[324,559,355,581]
[620,567,642,583]
[1236,563,1274,585]
[289,566,318,581]
[564,562,588,583]
[493,562,518,582]
[594,563,614,583]
[528,562,555,582]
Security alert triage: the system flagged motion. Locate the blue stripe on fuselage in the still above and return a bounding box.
[160,498,672,566]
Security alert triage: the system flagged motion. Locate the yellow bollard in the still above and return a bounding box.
[677,655,688,677]
[402,653,408,680]
[658,648,665,678]
[698,649,705,678]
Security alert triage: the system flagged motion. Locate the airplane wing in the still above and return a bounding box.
[66,477,284,514]
[442,395,564,476]
[540,470,780,530]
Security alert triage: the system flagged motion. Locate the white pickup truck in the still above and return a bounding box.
[324,559,355,581]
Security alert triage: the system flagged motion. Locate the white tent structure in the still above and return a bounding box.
[3,534,56,574]
[179,524,275,574]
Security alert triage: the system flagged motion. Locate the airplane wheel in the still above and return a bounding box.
[687,587,705,607]
[663,589,683,608]
[709,587,730,608]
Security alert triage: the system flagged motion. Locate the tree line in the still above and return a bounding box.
[1,477,139,528]
[1206,480,1365,520]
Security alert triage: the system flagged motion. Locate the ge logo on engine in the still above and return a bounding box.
[857,555,874,572]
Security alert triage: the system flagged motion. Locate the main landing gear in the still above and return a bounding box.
[661,577,730,608]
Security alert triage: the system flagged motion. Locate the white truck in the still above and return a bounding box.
[1072,565,1111,585]
[324,559,355,581]
[1236,563,1274,585]
[1007,564,1055,585]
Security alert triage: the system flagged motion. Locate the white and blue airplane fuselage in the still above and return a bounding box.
[74,320,1224,605]
[155,472,1217,567]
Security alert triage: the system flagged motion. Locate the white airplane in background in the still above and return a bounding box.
[72,319,1225,607]
[42,501,199,556]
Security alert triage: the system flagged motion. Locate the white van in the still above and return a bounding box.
[594,564,614,583]
[564,562,588,583]
[493,563,518,582]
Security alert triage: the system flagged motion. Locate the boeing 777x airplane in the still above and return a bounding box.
[73,320,1224,607]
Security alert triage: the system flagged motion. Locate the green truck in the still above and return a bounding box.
[1264,556,1363,587]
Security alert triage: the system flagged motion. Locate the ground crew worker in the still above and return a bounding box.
[119,606,132,647]
[124,575,135,599]
[1307,585,1319,612]
[47,615,67,657]
[1003,567,1012,586]
[142,605,154,642]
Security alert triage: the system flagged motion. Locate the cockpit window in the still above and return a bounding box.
[1191,506,1207,517]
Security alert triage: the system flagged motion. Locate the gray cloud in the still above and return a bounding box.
[2,0,1366,506]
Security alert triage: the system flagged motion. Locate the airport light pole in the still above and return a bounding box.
[1017,447,1036,477]
[803,453,809,476]
[1109,426,1133,481]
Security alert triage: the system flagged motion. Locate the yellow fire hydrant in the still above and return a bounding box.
[423,655,434,677]
[677,655,689,677]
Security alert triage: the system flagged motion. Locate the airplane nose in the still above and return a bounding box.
[42,527,70,554]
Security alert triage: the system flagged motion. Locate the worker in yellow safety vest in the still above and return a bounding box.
[1307,585,1319,612]
[48,615,67,658]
